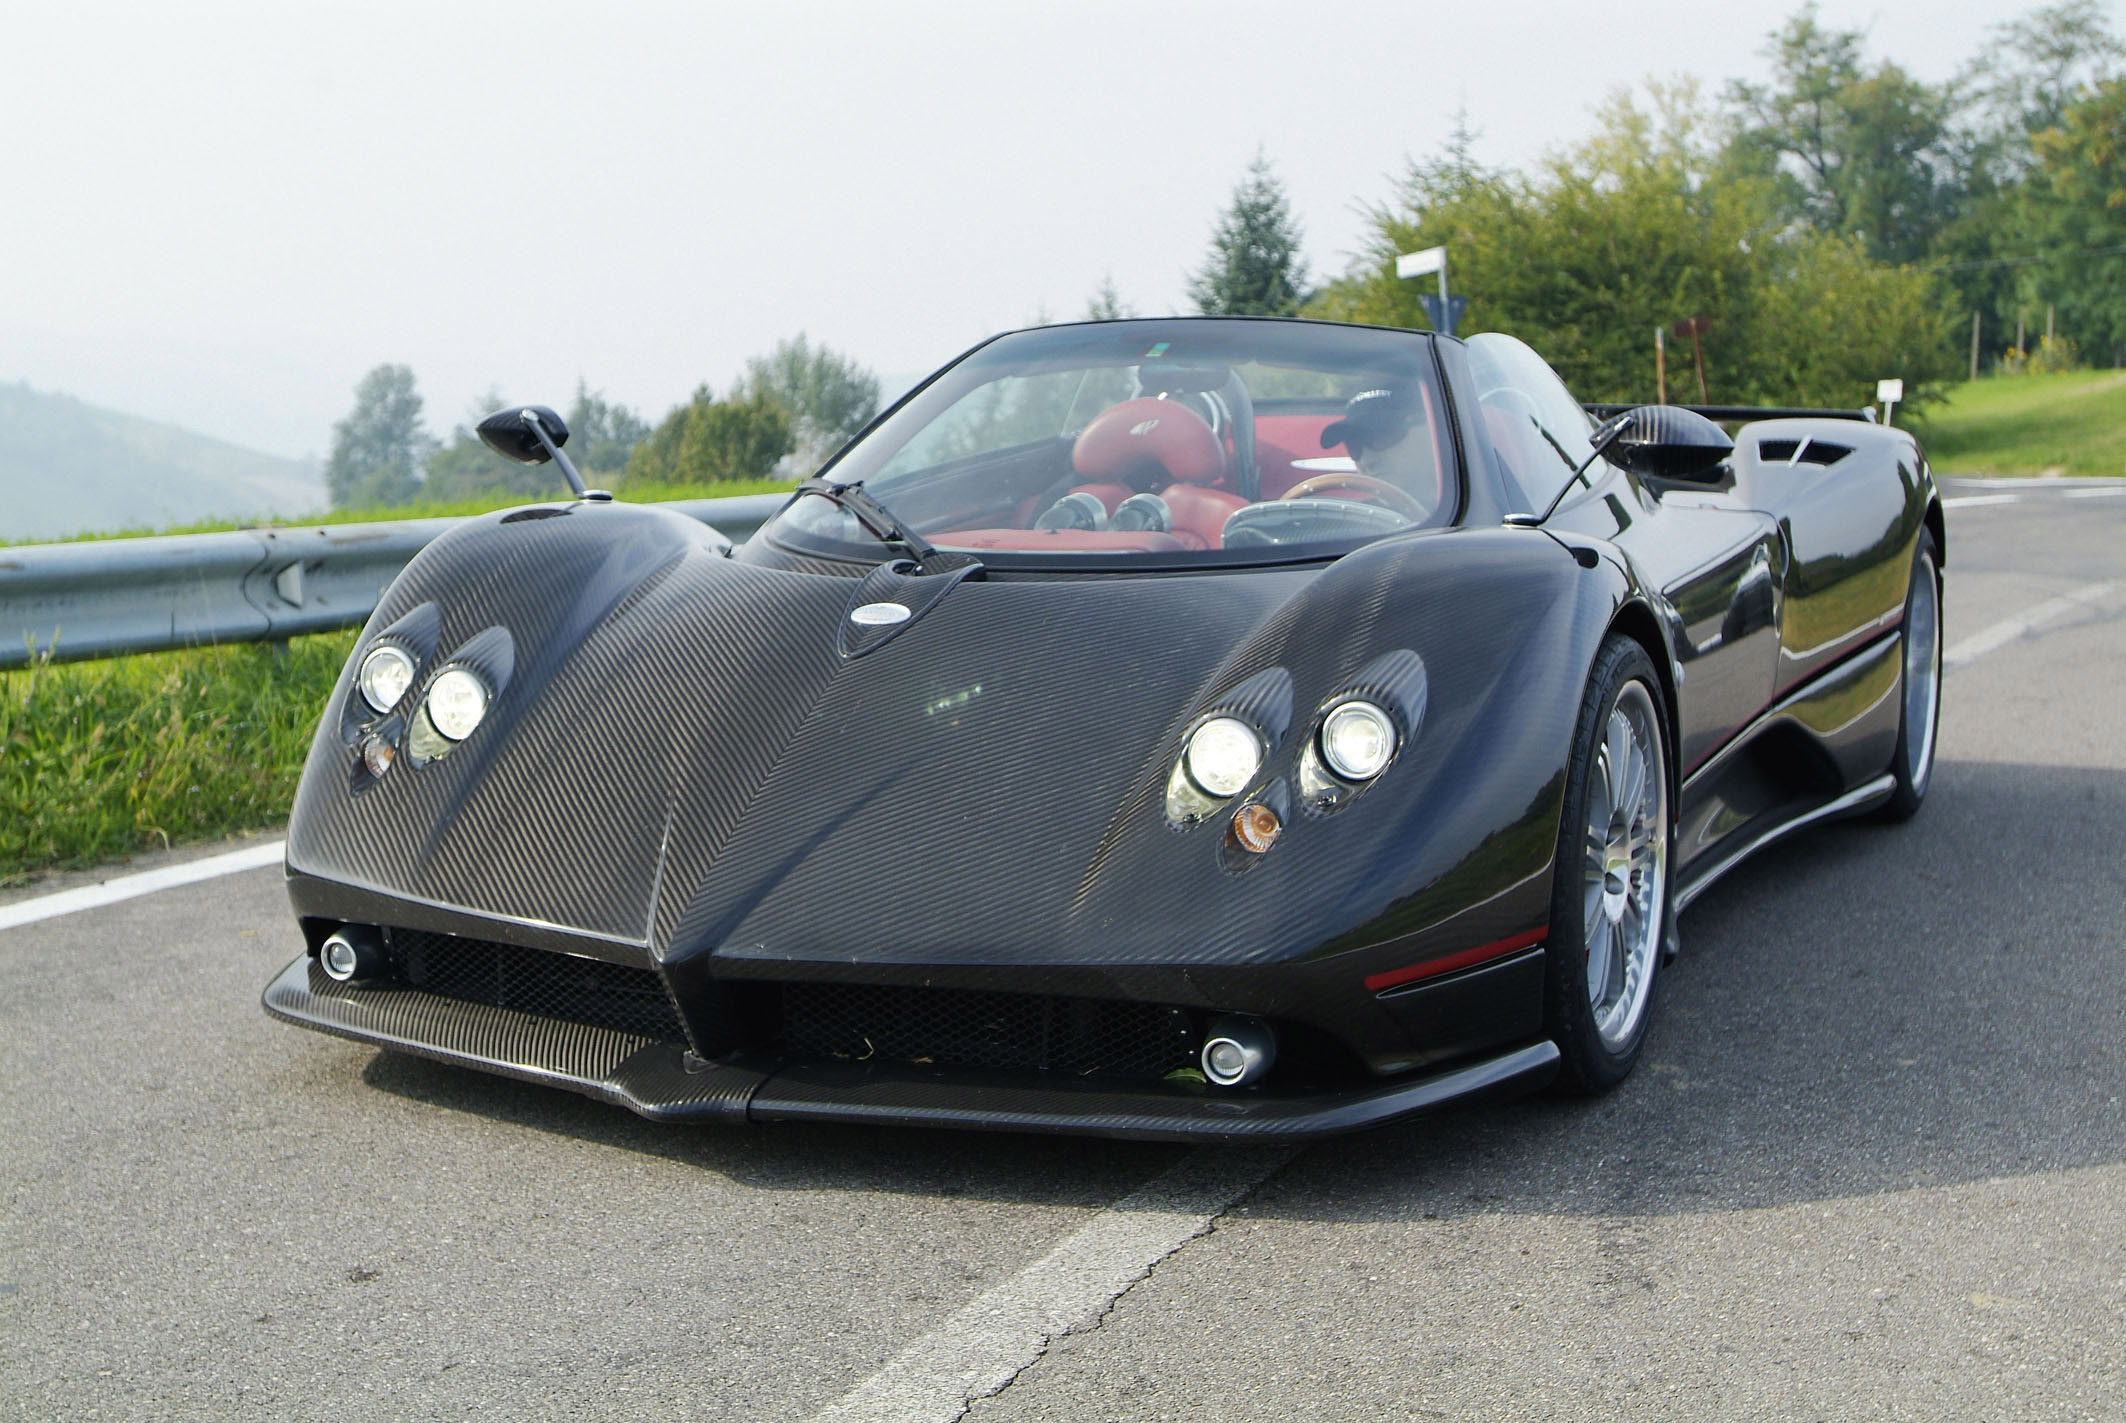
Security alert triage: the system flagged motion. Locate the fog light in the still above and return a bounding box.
[318,928,383,983]
[1200,1016,1277,1086]
[1230,801,1282,854]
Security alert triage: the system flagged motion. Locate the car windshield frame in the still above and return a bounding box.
[759,317,1465,573]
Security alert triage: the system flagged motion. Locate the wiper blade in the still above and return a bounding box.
[794,478,940,564]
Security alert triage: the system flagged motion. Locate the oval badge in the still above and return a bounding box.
[849,601,912,627]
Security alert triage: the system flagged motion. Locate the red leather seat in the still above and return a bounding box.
[1158,483,1248,548]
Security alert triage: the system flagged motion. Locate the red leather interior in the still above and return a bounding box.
[934,528,1186,552]
[1158,483,1248,549]
[1073,398,1226,486]
[1253,414,1342,499]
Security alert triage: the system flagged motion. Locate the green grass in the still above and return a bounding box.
[0,633,356,883]
[1912,370,2126,478]
[1,479,803,878]
[0,476,798,548]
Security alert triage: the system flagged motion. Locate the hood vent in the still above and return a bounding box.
[1758,438,1851,466]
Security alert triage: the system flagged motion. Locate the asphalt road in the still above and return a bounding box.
[4,479,2123,1421]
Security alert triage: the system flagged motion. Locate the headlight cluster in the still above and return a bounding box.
[349,627,500,778]
[1167,685,1405,839]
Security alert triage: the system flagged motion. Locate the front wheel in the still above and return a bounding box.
[1876,530,1942,822]
[1544,636,1673,1093]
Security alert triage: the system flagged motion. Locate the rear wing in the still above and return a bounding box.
[1584,403,1877,424]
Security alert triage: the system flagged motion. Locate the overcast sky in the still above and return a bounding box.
[0,0,2097,460]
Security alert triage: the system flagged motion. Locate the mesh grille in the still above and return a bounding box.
[383,929,688,1047]
[780,982,1196,1080]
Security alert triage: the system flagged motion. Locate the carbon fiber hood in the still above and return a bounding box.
[287,500,1594,971]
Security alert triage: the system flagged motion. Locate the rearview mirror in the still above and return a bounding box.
[476,405,571,466]
[1604,405,1733,481]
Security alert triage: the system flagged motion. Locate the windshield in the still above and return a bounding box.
[763,319,1456,567]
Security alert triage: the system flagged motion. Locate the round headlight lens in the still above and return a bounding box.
[1184,716,1264,798]
[1320,701,1396,780]
[425,667,490,742]
[357,645,416,714]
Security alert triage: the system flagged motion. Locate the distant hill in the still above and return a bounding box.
[0,382,324,542]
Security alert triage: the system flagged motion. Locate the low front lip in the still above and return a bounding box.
[261,954,1559,1142]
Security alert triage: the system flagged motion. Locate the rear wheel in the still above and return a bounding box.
[1877,531,1942,822]
[1544,636,1672,1093]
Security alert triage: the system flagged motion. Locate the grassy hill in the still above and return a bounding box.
[1913,370,2126,479]
[0,382,324,541]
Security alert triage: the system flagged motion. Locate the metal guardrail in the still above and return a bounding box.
[0,493,789,669]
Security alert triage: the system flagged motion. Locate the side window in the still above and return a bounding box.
[1465,333,1597,511]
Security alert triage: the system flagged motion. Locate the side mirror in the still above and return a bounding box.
[476,405,570,465]
[474,405,605,501]
[1602,405,1733,481]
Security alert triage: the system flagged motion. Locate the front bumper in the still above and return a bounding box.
[263,956,1559,1142]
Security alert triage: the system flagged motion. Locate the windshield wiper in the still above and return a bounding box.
[793,478,941,563]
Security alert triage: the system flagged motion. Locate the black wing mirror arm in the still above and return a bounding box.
[519,410,603,501]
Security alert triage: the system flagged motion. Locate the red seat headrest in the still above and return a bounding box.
[1072,398,1227,486]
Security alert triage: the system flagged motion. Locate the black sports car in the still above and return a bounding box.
[265,317,1942,1140]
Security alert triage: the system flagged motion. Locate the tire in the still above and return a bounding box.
[1543,635,1674,1094]
[1876,530,1942,822]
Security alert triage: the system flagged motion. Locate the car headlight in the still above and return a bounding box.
[1184,716,1265,798]
[424,667,491,741]
[357,644,416,713]
[1319,700,1396,780]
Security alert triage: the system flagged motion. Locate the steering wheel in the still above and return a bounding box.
[1279,472,1428,522]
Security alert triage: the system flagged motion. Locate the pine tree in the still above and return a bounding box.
[1085,272,1134,321]
[1187,151,1309,316]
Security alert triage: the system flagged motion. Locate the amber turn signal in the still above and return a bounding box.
[1230,801,1283,854]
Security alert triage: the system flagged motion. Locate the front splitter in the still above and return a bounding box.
[262,956,1559,1142]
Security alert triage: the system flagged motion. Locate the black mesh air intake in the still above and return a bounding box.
[382,929,688,1047]
[779,982,1197,1080]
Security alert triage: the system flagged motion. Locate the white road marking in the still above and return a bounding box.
[1943,494,2022,509]
[2063,486,2126,499]
[1944,582,2117,670]
[0,840,284,934]
[811,1145,1298,1423]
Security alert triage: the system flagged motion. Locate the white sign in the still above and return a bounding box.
[1876,378,1905,404]
[1396,247,1446,279]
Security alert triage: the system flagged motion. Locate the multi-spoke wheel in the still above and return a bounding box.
[1877,529,1942,822]
[1545,635,1673,1091]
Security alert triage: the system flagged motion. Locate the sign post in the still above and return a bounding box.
[1876,377,1904,427]
[1397,247,1466,336]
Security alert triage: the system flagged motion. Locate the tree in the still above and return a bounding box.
[1968,1,2126,151]
[1310,85,1957,408]
[324,364,435,508]
[1723,6,1961,267]
[564,380,651,481]
[2024,78,2126,360]
[737,335,880,475]
[621,386,794,487]
[422,388,545,501]
[1187,151,1309,316]
[1085,273,1134,321]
